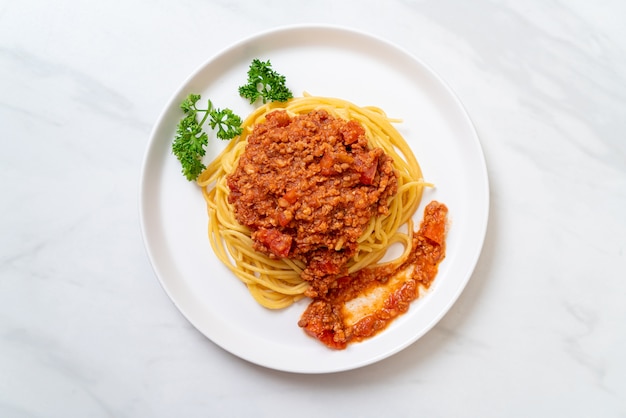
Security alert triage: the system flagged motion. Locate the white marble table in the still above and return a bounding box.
[1,1,625,416]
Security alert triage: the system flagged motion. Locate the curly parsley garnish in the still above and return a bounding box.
[238,59,293,104]
[172,59,293,181]
[172,94,242,181]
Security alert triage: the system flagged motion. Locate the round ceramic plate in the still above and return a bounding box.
[140,25,489,373]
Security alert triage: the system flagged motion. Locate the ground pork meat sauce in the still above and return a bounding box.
[226,109,398,298]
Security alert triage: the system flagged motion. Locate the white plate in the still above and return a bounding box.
[140,25,489,373]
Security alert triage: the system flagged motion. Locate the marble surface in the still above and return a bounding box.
[1,0,625,416]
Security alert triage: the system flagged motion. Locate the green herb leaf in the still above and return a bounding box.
[172,94,242,181]
[209,106,243,140]
[238,59,293,104]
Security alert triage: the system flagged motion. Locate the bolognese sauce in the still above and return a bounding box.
[226,109,398,298]
[298,201,448,349]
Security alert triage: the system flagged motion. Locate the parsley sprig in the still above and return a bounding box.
[172,59,293,181]
[172,94,243,181]
[238,59,293,104]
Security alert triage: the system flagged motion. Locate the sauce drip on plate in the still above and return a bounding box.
[298,201,448,349]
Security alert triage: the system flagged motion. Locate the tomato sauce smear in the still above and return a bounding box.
[298,201,448,349]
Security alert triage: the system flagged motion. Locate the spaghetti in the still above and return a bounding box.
[197,95,427,309]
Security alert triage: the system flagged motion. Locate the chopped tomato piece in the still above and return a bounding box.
[360,160,378,184]
[356,154,378,185]
[421,203,447,245]
[282,189,298,204]
[320,152,335,176]
[341,120,365,145]
[276,210,293,227]
[254,228,292,258]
